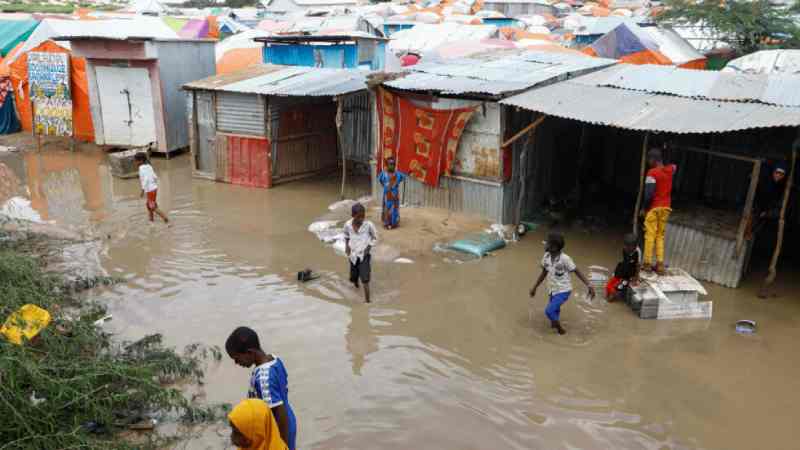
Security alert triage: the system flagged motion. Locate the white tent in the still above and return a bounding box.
[129,0,167,15]
[723,50,800,75]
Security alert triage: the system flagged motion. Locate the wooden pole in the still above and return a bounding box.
[336,96,346,200]
[760,146,797,294]
[502,115,546,148]
[632,132,650,234]
[736,159,761,257]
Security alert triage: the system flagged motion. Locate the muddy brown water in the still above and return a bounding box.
[4,149,800,450]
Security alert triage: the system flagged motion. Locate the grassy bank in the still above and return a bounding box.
[0,235,225,449]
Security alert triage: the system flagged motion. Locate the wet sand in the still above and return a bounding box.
[3,146,800,450]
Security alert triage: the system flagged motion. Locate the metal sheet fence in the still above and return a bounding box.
[664,222,751,288]
[373,170,505,223]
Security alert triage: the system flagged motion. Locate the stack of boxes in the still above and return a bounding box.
[627,268,711,320]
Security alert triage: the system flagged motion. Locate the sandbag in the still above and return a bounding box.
[448,233,506,257]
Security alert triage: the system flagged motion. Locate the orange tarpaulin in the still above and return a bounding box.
[207,16,220,39]
[10,40,94,142]
[0,42,24,77]
[217,47,262,75]
[583,46,672,65]
[377,88,475,187]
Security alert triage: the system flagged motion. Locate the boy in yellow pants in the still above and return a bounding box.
[642,149,676,275]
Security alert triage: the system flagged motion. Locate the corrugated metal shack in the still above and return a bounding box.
[257,34,387,71]
[500,63,800,288]
[56,36,215,156]
[183,64,372,189]
[377,50,616,223]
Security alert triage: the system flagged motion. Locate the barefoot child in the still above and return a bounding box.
[529,232,595,335]
[344,202,378,303]
[226,327,297,450]
[605,233,641,302]
[378,157,406,229]
[135,153,169,224]
[229,399,289,450]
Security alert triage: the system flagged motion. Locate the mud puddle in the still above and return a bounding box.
[3,146,800,450]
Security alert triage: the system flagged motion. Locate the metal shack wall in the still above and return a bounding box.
[154,41,215,152]
[664,222,752,288]
[215,92,265,136]
[372,95,507,223]
[342,91,372,164]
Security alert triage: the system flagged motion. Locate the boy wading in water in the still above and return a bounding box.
[226,327,297,450]
[530,233,595,335]
[135,153,169,224]
[345,202,378,303]
[641,149,676,275]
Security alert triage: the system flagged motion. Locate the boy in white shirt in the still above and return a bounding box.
[530,232,595,335]
[344,203,378,303]
[135,153,169,224]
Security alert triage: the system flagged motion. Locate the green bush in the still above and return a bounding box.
[0,249,226,449]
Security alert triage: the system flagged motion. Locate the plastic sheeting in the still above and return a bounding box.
[0,20,38,57]
[9,40,94,142]
[723,50,800,75]
[585,22,705,68]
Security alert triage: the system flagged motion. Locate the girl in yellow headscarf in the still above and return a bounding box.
[229,399,289,450]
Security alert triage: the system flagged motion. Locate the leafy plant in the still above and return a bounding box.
[0,249,227,449]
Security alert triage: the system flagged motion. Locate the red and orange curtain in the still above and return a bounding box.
[377,88,475,187]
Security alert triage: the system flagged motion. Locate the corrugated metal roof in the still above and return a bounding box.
[584,63,800,107]
[184,64,369,96]
[500,80,800,133]
[384,50,617,97]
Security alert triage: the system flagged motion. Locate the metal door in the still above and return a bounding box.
[95,66,157,147]
[196,91,216,174]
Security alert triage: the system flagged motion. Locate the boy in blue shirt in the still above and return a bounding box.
[226,326,297,450]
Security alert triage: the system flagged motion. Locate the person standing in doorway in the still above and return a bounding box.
[641,149,676,275]
[135,153,169,225]
[530,232,595,335]
[378,157,406,230]
[345,202,378,303]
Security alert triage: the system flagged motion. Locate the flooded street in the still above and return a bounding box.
[3,147,800,450]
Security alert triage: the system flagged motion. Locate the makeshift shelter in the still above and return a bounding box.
[0,20,38,57]
[258,34,387,70]
[376,50,616,223]
[583,23,706,69]
[481,0,556,17]
[388,23,497,57]
[723,50,800,75]
[183,64,372,190]
[500,63,800,288]
[57,36,214,155]
[9,40,94,142]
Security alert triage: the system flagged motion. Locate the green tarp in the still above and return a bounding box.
[0,20,38,57]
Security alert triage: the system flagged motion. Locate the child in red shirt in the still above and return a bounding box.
[642,149,676,275]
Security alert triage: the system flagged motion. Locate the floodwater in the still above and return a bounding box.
[3,148,800,450]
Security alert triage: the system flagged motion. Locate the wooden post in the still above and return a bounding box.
[336,96,346,200]
[632,132,650,234]
[760,146,797,295]
[502,115,546,148]
[736,159,761,257]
